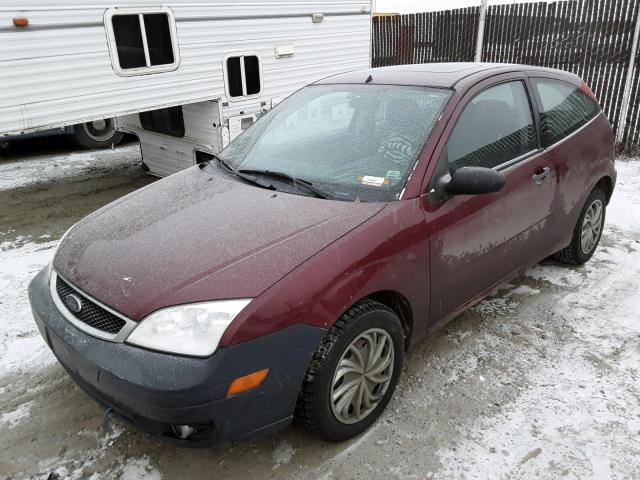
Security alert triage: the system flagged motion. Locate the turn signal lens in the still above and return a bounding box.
[227,368,269,397]
[13,17,29,27]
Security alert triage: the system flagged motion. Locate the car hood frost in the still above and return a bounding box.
[53,166,384,321]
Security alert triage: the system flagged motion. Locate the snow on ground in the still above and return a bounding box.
[120,457,163,480]
[0,144,141,190]
[272,441,297,469]
[606,159,640,234]
[0,400,34,429]
[0,240,57,377]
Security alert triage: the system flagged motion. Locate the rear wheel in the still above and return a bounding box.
[553,187,606,265]
[70,118,123,149]
[296,300,404,441]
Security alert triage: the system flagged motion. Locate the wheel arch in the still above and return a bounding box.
[595,175,614,204]
[364,290,413,350]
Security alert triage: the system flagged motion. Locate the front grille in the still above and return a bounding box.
[55,276,126,335]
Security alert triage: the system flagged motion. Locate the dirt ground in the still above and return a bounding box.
[0,139,639,480]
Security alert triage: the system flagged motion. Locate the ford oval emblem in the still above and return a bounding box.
[63,294,82,314]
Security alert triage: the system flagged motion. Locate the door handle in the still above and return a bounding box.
[532,167,551,184]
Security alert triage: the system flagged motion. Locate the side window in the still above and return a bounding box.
[532,78,599,147]
[106,8,179,75]
[445,81,538,171]
[225,55,262,99]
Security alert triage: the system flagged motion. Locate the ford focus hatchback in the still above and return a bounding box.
[29,63,615,446]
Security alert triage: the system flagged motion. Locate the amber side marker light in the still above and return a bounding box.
[13,17,29,27]
[227,368,270,397]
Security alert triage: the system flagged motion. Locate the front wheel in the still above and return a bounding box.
[296,300,404,441]
[70,118,123,149]
[553,186,606,265]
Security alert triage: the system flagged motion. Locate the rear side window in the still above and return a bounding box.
[225,55,262,99]
[532,78,599,147]
[445,81,537,171]
[106,8,179,75]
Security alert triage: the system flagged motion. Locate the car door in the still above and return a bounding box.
[528,75,606,249]
[423,75,557,323]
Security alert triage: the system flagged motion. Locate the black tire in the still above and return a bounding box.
[70,119,123,149]
[296,299,404,442]
[553,187,606,265]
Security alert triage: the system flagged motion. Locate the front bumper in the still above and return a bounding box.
[28,268,325,447]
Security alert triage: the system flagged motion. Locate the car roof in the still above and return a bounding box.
[313,62,580,89]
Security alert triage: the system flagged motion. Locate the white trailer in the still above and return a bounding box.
[1,1,372,175]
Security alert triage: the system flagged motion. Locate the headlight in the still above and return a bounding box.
[125,299,253,357]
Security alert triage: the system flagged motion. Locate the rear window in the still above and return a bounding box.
[532,78,599,147]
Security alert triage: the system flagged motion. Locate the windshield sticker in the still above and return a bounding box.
[360,175,386,187]
[386,170,401,180]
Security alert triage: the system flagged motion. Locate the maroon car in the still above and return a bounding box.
[29,63,615,446]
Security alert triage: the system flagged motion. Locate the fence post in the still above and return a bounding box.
[475,0,488,62]
[616,6,640,145]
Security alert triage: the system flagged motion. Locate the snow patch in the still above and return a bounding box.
[505,285,540,296]
[121,456,162,480]
[0,240,57,376]
[0,400,34,428]
[606,160,640,235]
[472,296,517,318]
[0,144,141,190]
[272,440,297,468]
[526,264,585,287]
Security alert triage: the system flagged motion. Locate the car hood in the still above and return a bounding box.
[53,166,384,321]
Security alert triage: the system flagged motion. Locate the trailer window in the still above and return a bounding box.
[112,15,146,69]
[244,56,261,95]
[225,55,262,99]
[227,57,243,97]
[106,7,179,75]
[144,14,174,66]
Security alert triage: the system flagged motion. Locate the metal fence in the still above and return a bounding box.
[372,0,640,153]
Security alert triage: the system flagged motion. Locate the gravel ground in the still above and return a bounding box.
[0,140,638,480]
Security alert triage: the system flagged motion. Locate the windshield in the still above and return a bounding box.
[219,84,451,202]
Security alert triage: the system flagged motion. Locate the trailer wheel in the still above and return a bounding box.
[70,119,123,149]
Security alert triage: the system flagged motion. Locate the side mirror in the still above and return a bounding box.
[438,166,506,196]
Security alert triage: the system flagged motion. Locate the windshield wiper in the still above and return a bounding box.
[237,169,330,199]
[214,155,278,191]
